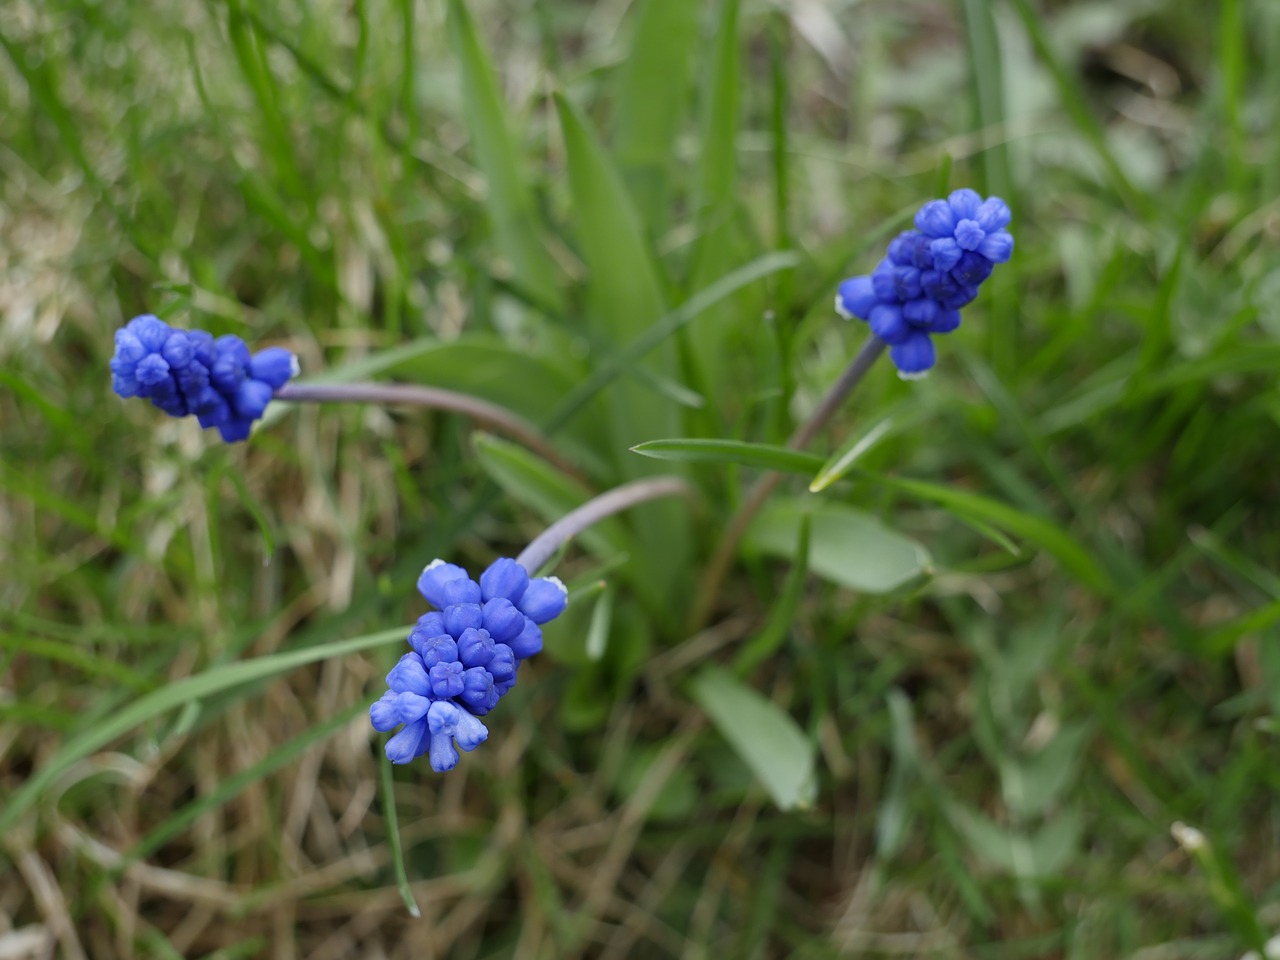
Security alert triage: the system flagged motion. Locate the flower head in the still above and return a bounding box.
[372,556,568,772]
[110,315,298,442]
[835,190,1013,378]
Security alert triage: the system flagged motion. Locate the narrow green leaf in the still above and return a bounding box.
[733,515,809,677]
[744,498,931,594]
[687,0,744,393]
[546,251,802,433]
[690,666,817,811]
[584,585,615,662]
[554,92,670,373]
[0,626,407,835]
[1172,822,1268,952]
[1005,0,1144,213]
[631,438,823,474]
[876,689,921,860]
[810,415,901,491]
[873,474,1112,596]
[124,703,365,865]
[472,433,630,561]
[613,0,700,235]
[380,752,422,917]
[447,0,563,311]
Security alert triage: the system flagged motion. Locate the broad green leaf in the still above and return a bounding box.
[546,251,802,433]
[744,498,932,594]
[631,438,823,474]
[690,666,817,811]
[872,474,1112,596]
[613,0,700,236]
[998,722,1092,820]
[471,433,630,562]
[552,90,675,435]
[0,626,408,835]
[946,803,1083,879]
[555,91,687,598]
[447,0,563,311]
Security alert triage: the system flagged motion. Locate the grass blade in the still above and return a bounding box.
[0,626,407,834]
[380,752,421,917]
[612,0,700,236]
[631,438,823,475]
[447,0,564,312]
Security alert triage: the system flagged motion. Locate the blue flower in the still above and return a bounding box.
[110,315,298,442]
[372,557,568,772]
[835,190,1013,378]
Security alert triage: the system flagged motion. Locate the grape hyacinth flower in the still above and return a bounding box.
[835,189,1013,379]
[370,557,568,772]
[110,314,298,442]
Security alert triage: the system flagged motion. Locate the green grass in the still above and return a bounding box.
[3,0,1280,956]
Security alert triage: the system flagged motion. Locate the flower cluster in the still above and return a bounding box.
[110,315,298,442]
[370,557,568,772]
[836,189,1014,378]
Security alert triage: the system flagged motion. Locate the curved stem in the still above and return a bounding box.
[274,382,583,481]
[516,476,694,576]
[688,334,887,631]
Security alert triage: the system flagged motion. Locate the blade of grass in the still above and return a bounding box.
[0,626,407,834]
[379,752,421,917]
[447,0,564,312]
[612,0,699,237]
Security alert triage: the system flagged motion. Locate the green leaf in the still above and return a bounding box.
[0,626,407,835]
[946,803,1083,879]
[876,690,921,860]
[631,438,823,474]
[546,251,802,433]
[446,0,563,311]
[555,90,687,598]
[687,0,745,394]
[744,498,932,594]
[584,584,615,662]
[552,90,675,435]
[124,702,365,865]
[380,751,422,917]
[613,0,700,236]
[733,514,809,677]
[998,722,1092,821]
[871,474,1113,596]
[690,666,817,811]
[809,415,902,492]
[472,433,630,562]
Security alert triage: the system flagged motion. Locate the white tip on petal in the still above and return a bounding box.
[289,355,301,377]
[422,558,447,575]
[897,369,931,382]
[834,293,853,320]
[546,576,568,596]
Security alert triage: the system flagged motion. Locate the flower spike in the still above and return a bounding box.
[370,557,568,772]
[110,315,298,441]
[835,191,1014,378]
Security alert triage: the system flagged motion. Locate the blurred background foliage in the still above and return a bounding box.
[2,0,1280,956]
